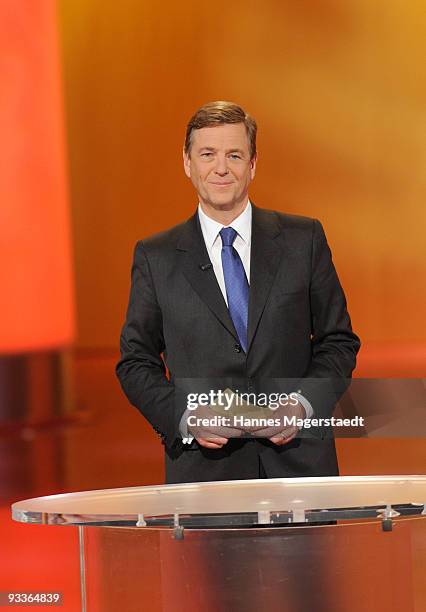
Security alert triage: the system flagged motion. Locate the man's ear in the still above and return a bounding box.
[183,149,191,178]
[250,153,257,179]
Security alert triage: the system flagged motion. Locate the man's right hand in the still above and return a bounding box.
[187,404,243,449]
[195,436,229,449]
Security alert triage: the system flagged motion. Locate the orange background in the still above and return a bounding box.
[58,0,425,361]
[0,1,74,352]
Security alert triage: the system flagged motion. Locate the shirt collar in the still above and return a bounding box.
[198,200,252,249]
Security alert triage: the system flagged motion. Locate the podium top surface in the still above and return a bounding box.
[11,476,426,526]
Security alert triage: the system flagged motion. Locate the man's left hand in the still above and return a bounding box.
[251,400,306,445]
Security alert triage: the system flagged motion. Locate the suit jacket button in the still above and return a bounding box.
[234,344,242,353]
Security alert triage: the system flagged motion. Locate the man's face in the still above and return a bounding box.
[183,123,256,211]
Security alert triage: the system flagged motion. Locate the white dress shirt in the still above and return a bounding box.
[180,200,313,442]
[198,200,252,305]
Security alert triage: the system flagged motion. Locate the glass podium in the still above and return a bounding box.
[12,476,426,611]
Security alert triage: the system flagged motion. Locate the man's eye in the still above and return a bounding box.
[229,154,241,160]
[201,152,213,157]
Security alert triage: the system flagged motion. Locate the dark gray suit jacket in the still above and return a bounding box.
[116,205,360,483]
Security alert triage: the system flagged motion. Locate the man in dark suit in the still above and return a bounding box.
[116,101,360,484]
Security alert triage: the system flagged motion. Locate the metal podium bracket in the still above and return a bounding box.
[290,508,306,523]
[378,504,401,532]
[257,510,271,524]
[136,514,147,527]
[173,513,184,540]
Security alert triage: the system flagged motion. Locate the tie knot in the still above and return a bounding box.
[220,227,238,247]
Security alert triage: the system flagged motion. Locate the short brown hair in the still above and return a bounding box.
[184,101,257,160]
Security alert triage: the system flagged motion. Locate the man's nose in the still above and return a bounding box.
[214,155,229,175]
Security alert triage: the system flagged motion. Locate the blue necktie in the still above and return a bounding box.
[220,227,249,353]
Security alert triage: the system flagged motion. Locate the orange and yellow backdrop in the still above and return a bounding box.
[1,2,425,608]
[59,0,425,360]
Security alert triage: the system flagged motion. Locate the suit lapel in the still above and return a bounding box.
[176,206,283,351]
[177,212,239,341]
[247,205,283,352]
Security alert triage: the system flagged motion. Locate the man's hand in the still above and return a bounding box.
[251,400,306,445]
[187,400,306,448]
[187,404,243,449]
